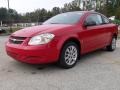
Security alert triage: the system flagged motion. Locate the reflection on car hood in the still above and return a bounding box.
[12,24,73,37]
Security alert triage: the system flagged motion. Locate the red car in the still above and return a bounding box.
[6,11,118,68]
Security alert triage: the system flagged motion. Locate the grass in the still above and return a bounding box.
[10,27,22,32]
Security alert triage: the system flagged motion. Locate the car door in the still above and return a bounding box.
[101,15,115,45]
[80,13,108,54]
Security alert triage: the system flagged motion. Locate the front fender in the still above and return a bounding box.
[57,34,80,52]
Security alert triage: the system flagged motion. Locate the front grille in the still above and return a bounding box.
[9,36,27,44]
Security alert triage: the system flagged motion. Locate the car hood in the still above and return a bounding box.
[12,24,73,37]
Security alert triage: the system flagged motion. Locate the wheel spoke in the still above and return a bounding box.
[64,45,78,65]
[112,38,116,50]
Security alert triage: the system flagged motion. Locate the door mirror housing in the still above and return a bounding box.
[84,21,96,27]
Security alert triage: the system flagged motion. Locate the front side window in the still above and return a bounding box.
[85,14,103,26]
[43,12,83,25]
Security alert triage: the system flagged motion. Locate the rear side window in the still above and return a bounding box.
[85,14,103,25]
[102,16,110,24]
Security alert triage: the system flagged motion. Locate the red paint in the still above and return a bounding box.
[5,11,118,64]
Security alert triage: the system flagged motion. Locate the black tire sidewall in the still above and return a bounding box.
[107,37,116,51]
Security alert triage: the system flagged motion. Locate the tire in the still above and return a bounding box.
[106,37,116,51]
[58,42,79,69]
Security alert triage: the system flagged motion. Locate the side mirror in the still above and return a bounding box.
[84,21,96,27]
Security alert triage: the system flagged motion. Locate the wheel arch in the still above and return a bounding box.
[113,33,117,39]
[58,37,81,59]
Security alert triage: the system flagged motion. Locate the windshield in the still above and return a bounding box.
[43,12,83,25]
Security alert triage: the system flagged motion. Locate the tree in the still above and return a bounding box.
[0,0,120,24]
[61,1,81,13]
[0,8,8,23]
[8,9,20,23]
[100,0,120,18]
[38,8,48,22]
[52,7,60,15]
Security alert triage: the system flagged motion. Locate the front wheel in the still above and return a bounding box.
[106,37,117,51]
[58,42,79,69]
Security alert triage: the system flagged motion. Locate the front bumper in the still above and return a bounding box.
[6,42,59,64]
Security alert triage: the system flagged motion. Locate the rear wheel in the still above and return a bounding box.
[58,42,79,69]
[106,37,116,51]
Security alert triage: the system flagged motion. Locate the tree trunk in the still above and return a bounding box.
[0,21,2,26]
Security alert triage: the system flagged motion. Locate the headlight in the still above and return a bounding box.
[28,33,55,45]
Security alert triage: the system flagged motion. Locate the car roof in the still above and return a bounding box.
[63,11,99,15]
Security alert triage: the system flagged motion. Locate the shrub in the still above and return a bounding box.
[112,19,120,25]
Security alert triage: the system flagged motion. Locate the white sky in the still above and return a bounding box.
[0,0,73,13]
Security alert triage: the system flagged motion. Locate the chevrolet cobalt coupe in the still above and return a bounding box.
[6,11,118,68]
